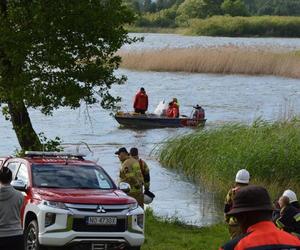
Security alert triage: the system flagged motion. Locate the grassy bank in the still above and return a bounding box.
[120,47,300,79]
[187,16,300,37]
[159,119,300,198]
[142,210,228,250]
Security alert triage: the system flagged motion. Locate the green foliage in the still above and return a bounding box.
[143,209,228,250]
[0,0,136,150]
[221,0,249,16]
[159,119,300,197]
[256,0,300,16]
[176,0,222,24]
[38,133,63,152]
[187,15,300,37]
[135,7,178,27]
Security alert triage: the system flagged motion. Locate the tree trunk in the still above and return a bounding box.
[7,99,42,151]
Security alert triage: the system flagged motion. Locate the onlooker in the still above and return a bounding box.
[275,195,300,237]
[115,147,144,207]
[283,189,300,209]
[224,169,250,239]
[0,167,24,250]
[133,87,148,114]
[220,185,300,250]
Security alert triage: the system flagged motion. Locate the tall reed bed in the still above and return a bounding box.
[119,47,300,78]
[159,119,300,197]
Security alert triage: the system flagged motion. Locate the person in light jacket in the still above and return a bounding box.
[0,167,24,250]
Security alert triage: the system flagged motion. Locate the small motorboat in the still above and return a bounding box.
[114,112,206,129]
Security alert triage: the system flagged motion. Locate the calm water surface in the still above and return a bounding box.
[1,34,300,226]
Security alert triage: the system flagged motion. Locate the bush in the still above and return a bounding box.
[187,15,300,37]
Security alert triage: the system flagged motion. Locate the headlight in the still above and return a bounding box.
[128,202,138,211]
[43,200,68,210]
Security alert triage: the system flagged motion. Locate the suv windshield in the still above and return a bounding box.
[32,164,115,189]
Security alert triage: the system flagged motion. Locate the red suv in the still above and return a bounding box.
[1,151,144,250]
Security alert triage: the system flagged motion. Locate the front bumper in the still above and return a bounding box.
[26,202,144,247]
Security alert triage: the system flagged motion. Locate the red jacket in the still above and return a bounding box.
[134,91,148,111]
[220,221,300,250]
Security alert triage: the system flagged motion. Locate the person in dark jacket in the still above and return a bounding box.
[133,87,148,114]
[220,185,300,250]
[0,167,24,250]
[192,105,205,120]
[276,195,300,237]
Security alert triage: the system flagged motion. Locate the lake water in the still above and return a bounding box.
[0,34,300,226]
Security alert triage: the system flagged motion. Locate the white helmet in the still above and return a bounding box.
[283,189,298,203]
[235,169,250,184]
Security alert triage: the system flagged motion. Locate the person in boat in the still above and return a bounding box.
[171,98,179,118]
[166,102,178,118]
[224,169,250,239]
[133,87,148,114]
[192,105,205,120]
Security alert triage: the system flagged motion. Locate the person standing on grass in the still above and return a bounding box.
[224,169,250,239]
[220,185,300,250]
[129,147,150,193]
[133,87,148,114]
[115,147,144,208]
[0,167,24,250]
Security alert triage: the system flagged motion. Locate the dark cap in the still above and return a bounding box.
[140,87,145,92]
[227,185,273,215]
[193,104,201,109]
[115,147,128,155]
[130,147,139,157]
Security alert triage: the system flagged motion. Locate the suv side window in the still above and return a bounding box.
[16,163,29,185]
[7,162,21,180]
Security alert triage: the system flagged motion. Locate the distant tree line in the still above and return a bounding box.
[124,0,300,28]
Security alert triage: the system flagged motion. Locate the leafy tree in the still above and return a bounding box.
[221,0,249,16]
[0,0,135,151]
[177,0,222,21]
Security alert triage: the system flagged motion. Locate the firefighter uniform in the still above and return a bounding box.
[119,157,144,207]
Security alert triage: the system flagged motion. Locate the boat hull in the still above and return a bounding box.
[114,113,206,129]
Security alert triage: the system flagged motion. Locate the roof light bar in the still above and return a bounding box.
[24,151,86,159]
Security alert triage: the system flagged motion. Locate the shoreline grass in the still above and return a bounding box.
[142,209,228,250]
[119,47,300,79]
[158,119,300,199]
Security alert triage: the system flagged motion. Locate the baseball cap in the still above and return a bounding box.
[115,147,128,155]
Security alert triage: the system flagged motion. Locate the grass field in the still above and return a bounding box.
[142,209,228,250]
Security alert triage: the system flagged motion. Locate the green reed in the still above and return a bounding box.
[159,119,300,198]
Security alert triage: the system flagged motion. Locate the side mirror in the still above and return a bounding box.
[119,182,131,193]
[11,180,27,192]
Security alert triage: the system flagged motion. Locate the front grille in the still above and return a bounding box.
[72,218,127,232]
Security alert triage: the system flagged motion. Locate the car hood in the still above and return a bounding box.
[31,188,136,205]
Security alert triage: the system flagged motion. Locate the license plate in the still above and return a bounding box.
[86,217,117,226]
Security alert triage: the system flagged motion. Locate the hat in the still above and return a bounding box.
[227,185,273,215]
[283,189,298,203]
[130,147,139,157]
[193,104,201,109]
[235,169,250,184]
[115,147,128,155]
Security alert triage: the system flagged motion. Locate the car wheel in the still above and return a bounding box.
[24,220,44,250]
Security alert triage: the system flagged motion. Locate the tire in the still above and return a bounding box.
[24,220,45,250]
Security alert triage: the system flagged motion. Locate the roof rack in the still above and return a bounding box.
[24,151,86,160]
